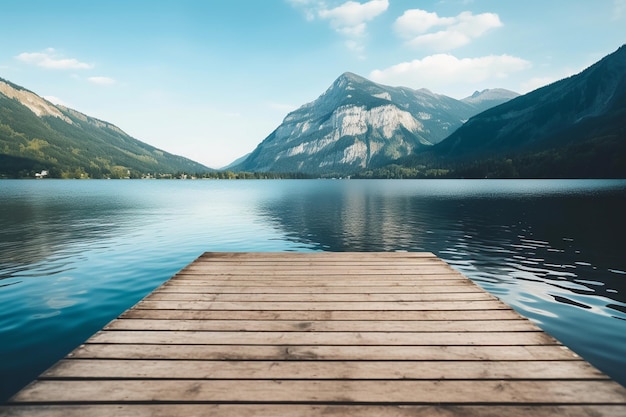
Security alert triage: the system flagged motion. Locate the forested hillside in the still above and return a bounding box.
[0,78,210,178]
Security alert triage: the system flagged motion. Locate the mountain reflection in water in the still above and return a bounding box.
[0,179,625,402]
[256,179,626,383]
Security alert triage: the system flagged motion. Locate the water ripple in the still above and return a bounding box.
[1,179,626,402]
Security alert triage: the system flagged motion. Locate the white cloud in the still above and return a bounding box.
[338,22,367,37]
[345,39,365,54]
[370,53,531,97]
[394,9,502,51]
[613,0,626,19]
[289,0,389,55]
[286,0,319,20]
[88,76,116,85]
[394,9,455,35]
[407,30,471,51]
[16,49,93,70]
[318,0,389,29]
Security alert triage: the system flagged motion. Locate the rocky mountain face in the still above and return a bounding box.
[436,45,626,163]
[236,72,517,175]
[0,78,210,178]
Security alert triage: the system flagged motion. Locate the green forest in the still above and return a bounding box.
[0,87,209,179]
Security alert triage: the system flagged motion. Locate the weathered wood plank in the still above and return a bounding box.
[187,259,447,266]
[7,252,626,416]
[176,268,456,275]
[68,343,582,361]
[155,284,485,294]
[167,278,472,286]
[186,263,449,270]
[198,252,437,260]
[2,405,625,417]
[120,308,524,321]
[177,255,455,273]
[106,318,537,332]
[89,330,553,346]
[134,300,510,311]
[145,292,495,302]
[43,359,607,380]
[11,380,626,404]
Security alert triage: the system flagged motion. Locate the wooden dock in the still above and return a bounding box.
[3,252,626,416]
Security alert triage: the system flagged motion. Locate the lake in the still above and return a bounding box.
[1,179,626,401]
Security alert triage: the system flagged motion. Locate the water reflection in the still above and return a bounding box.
[1,179,625,401]
[257,179,626,383]
[0,183,137,280]
[0,181,171,402]
[258,181,626,303]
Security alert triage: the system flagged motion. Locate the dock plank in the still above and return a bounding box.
[145,291,495,302]
[121,309,523,320]
[4,251,626,417]
[134,300,509,311]
[68,343,582,361]
[168,278,473,286]
[155,284,485,293]
[106,318,538,332]
[89,329,553,345]
[3,405,626,417]
[43,359,608,380]
[11,380,626,404]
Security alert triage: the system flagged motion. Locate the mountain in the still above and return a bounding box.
[432,45,626,177]
[235,72,517,175]
[0,78,211,178]
[221,152,251,170]
[461,88,520,111]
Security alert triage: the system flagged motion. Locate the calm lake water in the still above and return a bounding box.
[1,179,626,401]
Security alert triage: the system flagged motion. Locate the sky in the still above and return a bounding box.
[1,1,625,168]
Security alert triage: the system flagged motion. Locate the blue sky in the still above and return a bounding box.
[1,0,625,168]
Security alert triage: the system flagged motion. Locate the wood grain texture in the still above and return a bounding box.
[3,405,626,417]
[4,252,625,417]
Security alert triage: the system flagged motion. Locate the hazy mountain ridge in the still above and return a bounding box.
[0,77,211,178]
[436,45,626,157]
[6,41,622,180]
[461,88,521,110]
[235,72,518,174]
